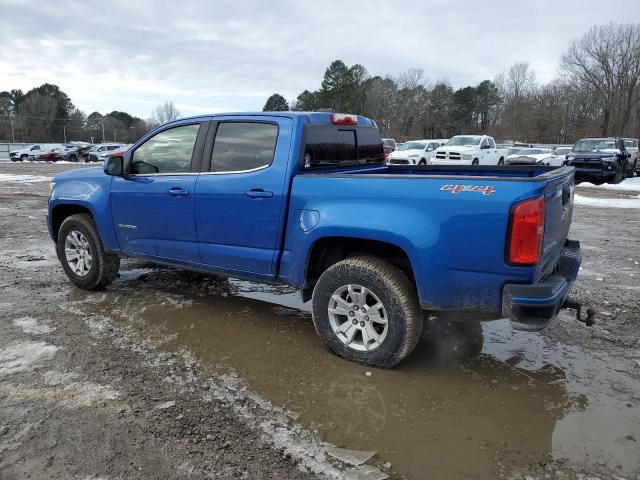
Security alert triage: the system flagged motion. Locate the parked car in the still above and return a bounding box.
[382,138,397,150]
[104,144,132,158]
[431,135,508,165]
[32,145,65,162]
[553,146,573,164]
[507,148,561,166]
[623,138,639,172]
[564,137,634,184]
[387,139,447,165]
[53,144,82,162]
[506,147,524,157]
[9,144,59,161]
[86,144,126,162]
[48,111,582,368]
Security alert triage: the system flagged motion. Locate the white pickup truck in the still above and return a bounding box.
[431,135,507,166]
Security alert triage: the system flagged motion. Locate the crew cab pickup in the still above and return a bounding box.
[431,135,508,166]
[47,112,581,367]
[564,137,635,184]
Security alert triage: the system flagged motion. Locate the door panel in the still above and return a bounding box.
[195,117,293,276]
[110,122,207,263]
[111,175,199,262]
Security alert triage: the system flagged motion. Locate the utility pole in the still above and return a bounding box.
[9,116,15,143]
[63,125,67,143]
[100,118,105,143]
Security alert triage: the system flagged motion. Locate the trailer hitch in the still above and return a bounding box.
[563,298,596,326]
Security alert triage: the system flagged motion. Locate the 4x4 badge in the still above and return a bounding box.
[440,184,496,196]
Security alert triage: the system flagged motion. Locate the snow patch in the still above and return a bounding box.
[577,176,640,192]
[0,174,52,183]
[12,316,54,334]
[0,341,59,376]
[574,193,640,209]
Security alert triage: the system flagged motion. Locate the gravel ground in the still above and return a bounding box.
[0,162,639,480]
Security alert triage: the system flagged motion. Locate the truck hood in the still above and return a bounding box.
[436,145,479,153]
[390,148,423,157]
[54,166,104,182]
[569,151,620,160]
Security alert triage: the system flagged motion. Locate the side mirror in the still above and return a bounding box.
[104,155,124,176]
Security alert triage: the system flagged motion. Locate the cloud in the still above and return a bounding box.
[1,0,639,117]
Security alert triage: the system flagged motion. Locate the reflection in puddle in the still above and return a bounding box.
[81,266,640,479]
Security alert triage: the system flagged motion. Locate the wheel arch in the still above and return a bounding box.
[301,236,416,302]
[50,203,96,243]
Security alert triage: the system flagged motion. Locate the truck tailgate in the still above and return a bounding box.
[537,169,575,281]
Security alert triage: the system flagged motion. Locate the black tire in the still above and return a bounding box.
[20,154,28,161]
[311,256,423,368]
[626,160,635,178]
[69,154,78,162]
[57,213,120,290]
[498,157,505,165]
[472,159,479,165]
[610,163,624,184]
[418,159,426,166]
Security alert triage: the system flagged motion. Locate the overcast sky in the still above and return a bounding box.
[1,0,639,119]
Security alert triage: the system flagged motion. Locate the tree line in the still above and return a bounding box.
[0,84,180,144]
[264,23,640,144]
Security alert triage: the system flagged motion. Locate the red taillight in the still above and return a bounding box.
[508,197,544,265]
[331,113,357,125]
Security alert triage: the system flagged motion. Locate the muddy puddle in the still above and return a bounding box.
[75,264,640,479]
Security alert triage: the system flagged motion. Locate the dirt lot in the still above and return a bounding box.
[0,162,639,480]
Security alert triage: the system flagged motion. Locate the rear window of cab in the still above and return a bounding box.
[303,125,385,168]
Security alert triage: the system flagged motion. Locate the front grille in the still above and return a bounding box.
[435,151,461,160]
[388,158,409,165]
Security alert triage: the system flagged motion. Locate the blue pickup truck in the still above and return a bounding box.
[47,112,582,367]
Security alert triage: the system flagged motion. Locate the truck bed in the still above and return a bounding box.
[280,165,575,314]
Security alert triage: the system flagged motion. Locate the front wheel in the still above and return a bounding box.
[57,213,120,290]
[497,158,505,165]
[472,159,479,165]
[311,256,423,368]
[418,159,426,166]
[610,163,624,184]
[20,154,28,161]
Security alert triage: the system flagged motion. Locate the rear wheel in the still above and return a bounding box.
[498,158,505,165]
[57,213,120,290]
[311,256,423,368]
[20,154,28,161]
[418,159,426,166]
[472,159,479,165]
[69,154,78,162]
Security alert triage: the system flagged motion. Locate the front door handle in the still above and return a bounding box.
[167,187,189,197]
[245,189,273,199]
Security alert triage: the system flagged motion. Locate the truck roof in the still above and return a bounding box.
[164,111,378,128]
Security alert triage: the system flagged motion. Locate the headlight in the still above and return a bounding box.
[462,154,472,160]
[566,155,574,161]
[601,156,616,162]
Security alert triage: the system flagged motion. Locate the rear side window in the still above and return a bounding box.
[210,122,278,173]
[304,125,383,168]
[131,124,199,174]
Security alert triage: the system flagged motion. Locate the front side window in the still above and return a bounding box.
[131,124,200,174]
[210,122,278,173]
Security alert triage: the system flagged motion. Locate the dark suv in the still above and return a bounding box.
[564,137,634,184]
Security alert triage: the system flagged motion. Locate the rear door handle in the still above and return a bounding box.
[167,187,189,197]
[245,189,273,199]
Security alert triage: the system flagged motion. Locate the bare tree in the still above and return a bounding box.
[496,62,537,141]
[561,23,640,136]
[150,101,181,127]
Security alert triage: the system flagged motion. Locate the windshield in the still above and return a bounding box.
[555,147,572,155]
[446,136,481,147]
[624,139,638,148]
[574,139,617,152]
[404,141,427,150]
[517,148,548,155]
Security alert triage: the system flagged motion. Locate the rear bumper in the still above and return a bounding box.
[502,240,581,331]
